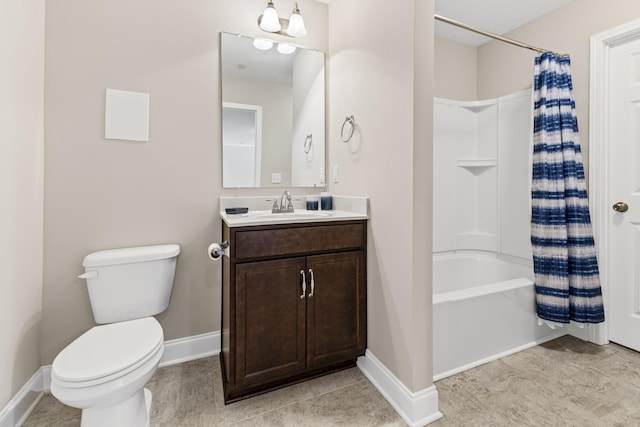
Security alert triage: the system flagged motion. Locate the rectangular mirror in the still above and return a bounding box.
[220,32,326,188]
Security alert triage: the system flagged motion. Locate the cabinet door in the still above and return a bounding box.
[306,251,366,369]
[235,257,307,388]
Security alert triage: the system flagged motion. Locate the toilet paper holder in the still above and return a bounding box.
[208,241,229,260]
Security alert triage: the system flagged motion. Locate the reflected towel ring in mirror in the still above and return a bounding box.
[341,115,355,142]
[304,134,313,153]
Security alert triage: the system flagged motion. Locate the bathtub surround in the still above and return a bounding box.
[432,89,562,379]
[433,91,533,260]
[531,52,604,325]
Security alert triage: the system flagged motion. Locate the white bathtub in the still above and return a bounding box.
[433,253,563,381]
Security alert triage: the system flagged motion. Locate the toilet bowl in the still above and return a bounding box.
[51,317,164,427]
[50,244,180,427]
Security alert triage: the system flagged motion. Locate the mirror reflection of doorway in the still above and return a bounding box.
[222,102,262,187]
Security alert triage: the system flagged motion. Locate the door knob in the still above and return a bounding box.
[613,202,629,212]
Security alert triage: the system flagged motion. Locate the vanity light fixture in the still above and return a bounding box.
[253,38,274,50]
[277,43,296,55]
[258,0,281,32]
[251,37,296,55]
[258,1,307,38]
[286,3,307,37]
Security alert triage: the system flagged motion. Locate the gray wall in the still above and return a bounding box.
[328,0,435,392]
[0,0,45,406]
[42,0,328,364]
[434,36,477,100]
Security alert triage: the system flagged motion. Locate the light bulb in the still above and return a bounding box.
[253,38,274,50]
[277,43,296,55]
[286,3,307,37]
[259,1,281,33]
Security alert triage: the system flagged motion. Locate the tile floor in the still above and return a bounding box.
[432,335,640,426]
[23,356,404,426]
[22,335,640,426]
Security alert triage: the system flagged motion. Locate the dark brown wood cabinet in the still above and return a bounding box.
[221,220,367,403]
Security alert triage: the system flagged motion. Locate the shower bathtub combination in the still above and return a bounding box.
[432,91,562,380]
[432,253,562,380]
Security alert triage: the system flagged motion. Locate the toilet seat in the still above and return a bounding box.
[52,317,163,388]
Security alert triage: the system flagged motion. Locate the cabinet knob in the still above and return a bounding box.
[300,270,306,299]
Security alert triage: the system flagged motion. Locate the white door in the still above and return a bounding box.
[607,35,640,351]
[222,102,262,188]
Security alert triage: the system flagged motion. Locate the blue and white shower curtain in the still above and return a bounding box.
[531,52,604,324]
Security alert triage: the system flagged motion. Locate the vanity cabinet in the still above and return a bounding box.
[221,220,367,403]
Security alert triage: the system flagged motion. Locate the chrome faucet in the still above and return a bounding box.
[272,190,294,213]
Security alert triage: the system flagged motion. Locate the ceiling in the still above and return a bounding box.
[435,0,573,46]
[221,33,295,85]
[254,0,572,51]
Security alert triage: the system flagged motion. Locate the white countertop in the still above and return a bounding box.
[220,195,369,227]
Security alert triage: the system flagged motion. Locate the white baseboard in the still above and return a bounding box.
[0,367,46,427]
[0,330,221,427]
[357,350,442,427]
[159,330,221,368]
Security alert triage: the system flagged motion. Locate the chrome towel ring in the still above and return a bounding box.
[341,115,355,142]
[304,134,313,154]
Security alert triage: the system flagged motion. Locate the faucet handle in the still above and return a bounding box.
[286,193,294,212]
[271,199,279,213]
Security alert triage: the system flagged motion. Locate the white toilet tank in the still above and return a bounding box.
[81,244,180,324]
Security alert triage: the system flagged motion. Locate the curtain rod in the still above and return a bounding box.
[434,14,568,57]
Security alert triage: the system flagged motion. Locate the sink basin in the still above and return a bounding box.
[248,210,334,219]
[220,209,367,227]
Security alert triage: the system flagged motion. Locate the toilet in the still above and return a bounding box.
[50,244,180,427]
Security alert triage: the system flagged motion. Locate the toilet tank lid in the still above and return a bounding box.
[83,244,180,267]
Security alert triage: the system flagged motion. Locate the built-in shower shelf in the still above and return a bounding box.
[459,100,496,113]
[456,158,497,169]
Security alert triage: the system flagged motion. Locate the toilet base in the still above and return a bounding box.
[80,388,152,427]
